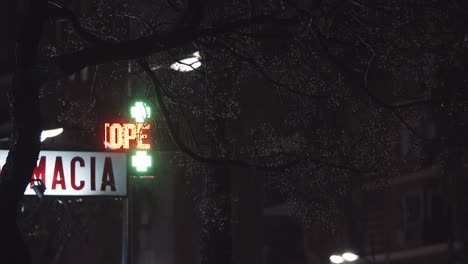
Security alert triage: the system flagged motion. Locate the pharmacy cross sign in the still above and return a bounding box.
[104,101,154,174]
[131,102,151,123]
[132,151,152,172]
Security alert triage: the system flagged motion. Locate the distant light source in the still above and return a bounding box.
[170,51,202,72]
[342,252,359,262]
[330,255,344,264]
[40,128,63,142]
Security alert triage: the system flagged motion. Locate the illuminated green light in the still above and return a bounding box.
[130,102,151,122]
[131,151,152,172]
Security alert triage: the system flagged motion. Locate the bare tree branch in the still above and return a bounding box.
[312,25,436,142]
[139,59,306,171]
[30,8,301,84]
[202,37,330,99]
[41,3,375,174]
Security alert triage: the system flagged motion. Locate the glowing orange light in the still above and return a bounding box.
[123,123,137,149]
[136,124,151,150]
[104,123,151,150]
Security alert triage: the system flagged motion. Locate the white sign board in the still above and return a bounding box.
[0,150,127,196]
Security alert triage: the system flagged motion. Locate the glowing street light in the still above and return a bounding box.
[342,252,359,262]
[170,51,202,72]
[330,251,359,263]
[40,128,64,142]
[330,255,344,264]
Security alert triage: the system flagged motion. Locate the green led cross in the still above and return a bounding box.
[130,101,151,122]
[131,151,152,172]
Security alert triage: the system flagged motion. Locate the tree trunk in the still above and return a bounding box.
[0,69,42,264]
[0,0,45,263]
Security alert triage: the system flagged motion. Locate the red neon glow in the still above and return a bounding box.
[104,123,151,150]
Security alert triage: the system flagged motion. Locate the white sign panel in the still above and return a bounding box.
[0,150,127,196]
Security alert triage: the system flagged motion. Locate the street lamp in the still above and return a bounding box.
[330,252,359,263]
[342,252,359,262]
[170,51,202,72]
[330,255,344,264]
[40,128,63,142]
[0,126,64,143]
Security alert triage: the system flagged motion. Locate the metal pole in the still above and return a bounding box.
[122,197,129,264]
